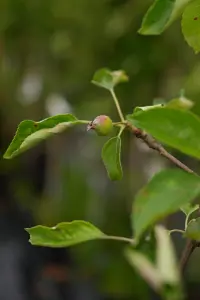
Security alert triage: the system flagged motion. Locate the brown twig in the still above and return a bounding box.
[127,122,198,274]
[129,125,195,174]
[179,240,196,273]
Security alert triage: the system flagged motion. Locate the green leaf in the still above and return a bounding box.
[139,0,192,35]
[155,226,180,285]
[4,114,77,159]
[26,220,105,247]
[92,68,128,90]
[102,136,123,181]
[127,107,200,159]
[185,217,200,240]
[132,169,200,240]
[180,203,199,216]
[125,248,162,291]
[182,0,200,54]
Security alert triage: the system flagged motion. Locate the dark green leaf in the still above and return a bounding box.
[185,217,200,240]
[132,169,200,240]
[182,0,200,53]
[134,230,157,264]
[92,68,128,90]
[102,136,123,181]
[139,0,192,35]
[180,203,199,216]
[26,220,105,247]
[4,114,77,159]
[127,107,200,159]
[125,248,161,291]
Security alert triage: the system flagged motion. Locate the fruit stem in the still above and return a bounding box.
[78,120,92,124]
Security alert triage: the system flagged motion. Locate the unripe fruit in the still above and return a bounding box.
[87,115,113,136]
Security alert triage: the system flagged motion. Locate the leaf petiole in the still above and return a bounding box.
[110,89,125,122]
[118,125,125,137]
[185,215,190,230]
[102,235,135,244]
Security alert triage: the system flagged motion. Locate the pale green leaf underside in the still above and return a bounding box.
[125,247,161,291]
[132,169,200,240]
[139,0,192,35]
[26,220,105,247]
[182,0,200,53]
[127,107,200,160]
[166,96,194,110]
[126,227,182,298]
[4,114,77,159]
[155,226,180,285]
[102,136,123,181]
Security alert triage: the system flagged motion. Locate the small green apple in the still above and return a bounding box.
[87,115,113,136]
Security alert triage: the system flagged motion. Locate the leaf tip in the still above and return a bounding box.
[3,153,9,159]
[137,27,148,35]
[108,173,123,181]
[25,228,32,237]
[25,228,33,244]
[137,26,161,36]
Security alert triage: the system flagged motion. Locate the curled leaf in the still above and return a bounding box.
[167,96,194,110]
[4,114,77,159]
[125,248,161,291]
[92,68,128,90]
[155,226,180,285]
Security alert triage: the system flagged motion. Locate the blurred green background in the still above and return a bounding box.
[1,0,200,299]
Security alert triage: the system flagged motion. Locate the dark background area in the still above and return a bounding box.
[1,0,200,299]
